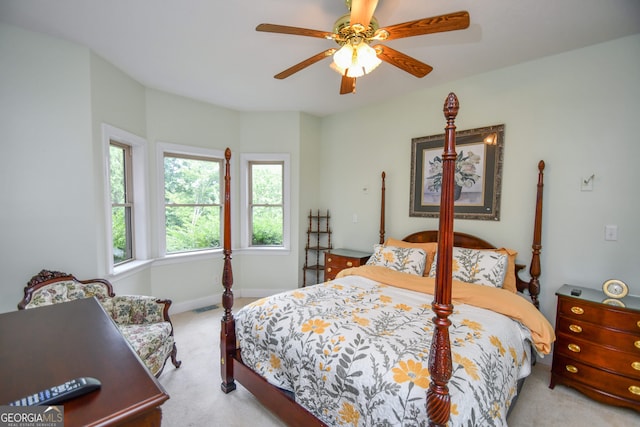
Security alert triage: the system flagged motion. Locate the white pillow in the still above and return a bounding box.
[428,247,508,288]
[366,244,427,276]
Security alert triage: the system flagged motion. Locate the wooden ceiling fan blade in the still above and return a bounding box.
[274,49,335,79]
[374,45,433,78]
[340,75,356,95]
[256,23,333,39]
[381,11,470,41]
[350,0,379,27]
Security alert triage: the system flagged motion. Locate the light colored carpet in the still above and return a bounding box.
[159,299,639,426]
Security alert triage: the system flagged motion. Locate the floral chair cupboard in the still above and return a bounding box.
[18,270,182,377]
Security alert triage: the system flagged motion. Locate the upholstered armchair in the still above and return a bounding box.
[18,269,182,377]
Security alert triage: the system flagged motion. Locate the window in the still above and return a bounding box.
[249,161,284,246]
[159,144,224,255]
[102,124,149,275]
[240,153,290,250]
[110,142,134,264]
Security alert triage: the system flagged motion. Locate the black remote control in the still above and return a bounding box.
[8,377,101,406]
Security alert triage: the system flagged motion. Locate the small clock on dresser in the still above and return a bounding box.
[603,279,629,299]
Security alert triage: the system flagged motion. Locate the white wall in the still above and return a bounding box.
[298,114,323,284]
[0,24,95,311]
[319,34,640,326]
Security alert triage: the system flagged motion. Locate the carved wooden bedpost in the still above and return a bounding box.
[379,171,386,244]
[427,93,458,426]
[220,147,237,393]
[528,160,545,308]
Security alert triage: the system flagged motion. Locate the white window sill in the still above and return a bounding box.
[236,247,291,256]
[111,259,154,280]
[153,248,224,266]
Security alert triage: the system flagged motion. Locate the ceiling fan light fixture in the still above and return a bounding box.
[356,42,381,73]
[332,41,381,77]
[333,43,355,69]
[330,62,361,78]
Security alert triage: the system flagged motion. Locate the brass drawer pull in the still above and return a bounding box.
[346,261,353,267]
[327,257,332,262]
[569,324,582,333]
[637,321,640,329]
[326,267,332,272]
[630,385,640,396]
[635,340,640,349]
[571,306,584,315]
[565,365,578,373]
[632,362,640,371]
[568,343,581,353]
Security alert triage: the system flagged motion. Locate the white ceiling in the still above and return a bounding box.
[2,0,639,117]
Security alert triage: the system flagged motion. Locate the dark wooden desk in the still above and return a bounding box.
[0,297,169,426]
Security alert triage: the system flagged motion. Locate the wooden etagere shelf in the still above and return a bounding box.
[303,210,332,286]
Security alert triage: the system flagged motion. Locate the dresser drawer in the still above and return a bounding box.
[558,298,640,334]
[555,333,640,380]
[557,314,640,354]
[325,256,358,270]
[552,353,640,404]
[324,250,371,281]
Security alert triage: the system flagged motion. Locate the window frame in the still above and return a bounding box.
[102,124,150,276]
[240,153,290,253]
[110,141,135,264]
[156,142,225,258]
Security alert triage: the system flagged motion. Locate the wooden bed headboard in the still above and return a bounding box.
[401,229,542,303]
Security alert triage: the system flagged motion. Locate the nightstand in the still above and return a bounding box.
[550,284,640,412]
[324,249,371,281]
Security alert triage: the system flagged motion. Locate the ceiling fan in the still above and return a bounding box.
[256,0,470,95]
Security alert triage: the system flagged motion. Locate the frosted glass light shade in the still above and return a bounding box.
[331,41,381,78]
[333,44,355,70]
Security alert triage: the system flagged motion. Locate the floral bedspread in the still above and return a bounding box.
[236,274,533,426]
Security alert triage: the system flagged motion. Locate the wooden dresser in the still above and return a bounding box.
[550,284,640,412]
[324,249,371,281]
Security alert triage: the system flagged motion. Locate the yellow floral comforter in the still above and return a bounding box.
[236,267,553,426]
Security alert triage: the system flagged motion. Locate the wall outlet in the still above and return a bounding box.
[605,224,618,241]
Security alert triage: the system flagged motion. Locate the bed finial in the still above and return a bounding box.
[443,92,459,121]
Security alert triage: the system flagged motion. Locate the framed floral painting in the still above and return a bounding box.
[410,124,504,220]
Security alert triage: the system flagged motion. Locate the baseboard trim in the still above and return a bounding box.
[169,288,291,314]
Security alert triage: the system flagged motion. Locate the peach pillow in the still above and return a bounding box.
[385,238,438,276]
[494,248,518,293]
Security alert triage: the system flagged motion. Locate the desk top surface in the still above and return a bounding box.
[0,297,168,426]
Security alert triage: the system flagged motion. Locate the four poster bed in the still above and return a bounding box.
[220,93,554,426]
